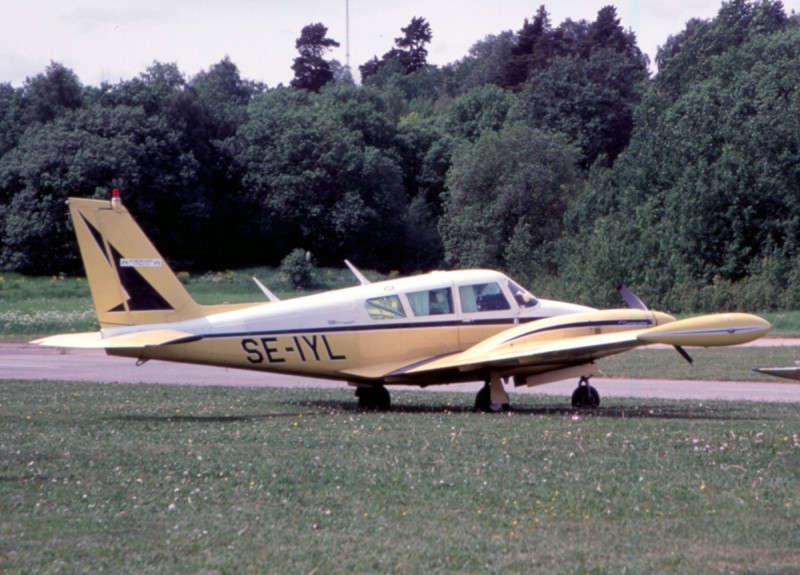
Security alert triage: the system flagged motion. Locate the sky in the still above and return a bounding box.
[2,0,799,88]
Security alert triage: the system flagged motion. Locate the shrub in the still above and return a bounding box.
[280,249,315,289]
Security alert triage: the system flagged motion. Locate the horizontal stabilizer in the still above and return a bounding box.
[33,329,200,349]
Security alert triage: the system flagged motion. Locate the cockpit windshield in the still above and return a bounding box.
[508,280,539,308]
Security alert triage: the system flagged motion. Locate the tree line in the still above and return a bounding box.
[1,1,798,312]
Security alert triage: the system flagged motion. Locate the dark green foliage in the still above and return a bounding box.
[0,83,25,157]
[359,17,432,82]
[23,61,83,124]
[557,2,800,309]
[442,84,515,142]
[280,248,315,289]
[444,32,516,95]
[3,2,800,313]
[439,124,582,280]
[232,86,408,270]
[506,6,649,168]
[393,16,433,73]
[0,104,195,273]
[290,23,340,92]
[495,6,554,90]
[511,47,648,168]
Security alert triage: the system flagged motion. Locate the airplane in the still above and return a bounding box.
[34,192,772,411]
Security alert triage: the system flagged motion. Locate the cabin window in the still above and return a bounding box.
[459,282,511,313]
[508,280,539,308]
[407,288,453,316]
[365,295,407,320]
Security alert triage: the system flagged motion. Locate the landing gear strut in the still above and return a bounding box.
[355,385,391,411]
[571,376,600,409]
[474,373,510,412]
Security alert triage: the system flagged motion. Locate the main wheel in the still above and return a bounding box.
[474,383,509,412]
[571,384,600,409]
[356,385,391,411]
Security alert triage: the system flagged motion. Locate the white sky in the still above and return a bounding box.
[2,0,799,87]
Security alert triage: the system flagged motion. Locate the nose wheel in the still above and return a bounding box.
[571,376,600,409]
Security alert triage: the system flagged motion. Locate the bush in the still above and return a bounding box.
[280,249,315,289]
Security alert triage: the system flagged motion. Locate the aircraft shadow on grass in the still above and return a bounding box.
[290,399,771,421]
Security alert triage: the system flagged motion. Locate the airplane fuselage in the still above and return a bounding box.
[106,269,594,384]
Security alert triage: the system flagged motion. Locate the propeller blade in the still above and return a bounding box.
[674,345,694,365]
[618,285,648,310]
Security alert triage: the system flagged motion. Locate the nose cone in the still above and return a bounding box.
[746,314,772,339]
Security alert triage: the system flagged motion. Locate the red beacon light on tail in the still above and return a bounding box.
[111,188,121,209]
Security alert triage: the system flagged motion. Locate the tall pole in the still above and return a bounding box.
[345,0,351,71]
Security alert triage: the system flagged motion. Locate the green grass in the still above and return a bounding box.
[0,268,364,340]
[760,310,800,337]
[600,347,800,380]
[0,274,97,338]
[1,382,798,574]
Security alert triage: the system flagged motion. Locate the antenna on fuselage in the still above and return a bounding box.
[345,259,371,285]
[252,276,281,302]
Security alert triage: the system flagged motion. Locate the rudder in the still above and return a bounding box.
[69,194,203,327]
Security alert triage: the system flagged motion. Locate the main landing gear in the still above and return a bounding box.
[354,375,600,412]
[355,384,391,411]
[474,373,511,412]
[571,376,600,409]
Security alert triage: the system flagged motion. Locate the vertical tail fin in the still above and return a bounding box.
[69,195,203,327]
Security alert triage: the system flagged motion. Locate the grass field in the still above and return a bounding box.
[3,271,799,573]
[1,382,798,574]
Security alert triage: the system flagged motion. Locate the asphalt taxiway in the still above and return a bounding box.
[3,341,800,403]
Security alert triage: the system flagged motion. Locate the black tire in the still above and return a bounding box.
[356,385,391,411]
[474,384,509,412]
[571,385,600,409]
[374,385,390,411]
[474,384,491,412]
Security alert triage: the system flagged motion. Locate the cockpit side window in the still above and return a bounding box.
[365,295,407,320]
[508,280,539,308]
[407,288,454,316]
[459,282,511,312]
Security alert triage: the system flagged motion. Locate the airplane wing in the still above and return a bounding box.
[362,312,770,385]
[32,329,201,349]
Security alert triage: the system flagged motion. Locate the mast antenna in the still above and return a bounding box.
[345,0,351,71]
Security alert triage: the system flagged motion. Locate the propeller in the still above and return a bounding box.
[618,284,648,311]
[617,285,693,365]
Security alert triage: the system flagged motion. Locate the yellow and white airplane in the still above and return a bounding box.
[35,193,772,411]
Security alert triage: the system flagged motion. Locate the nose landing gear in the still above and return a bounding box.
[571,376,600,409]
